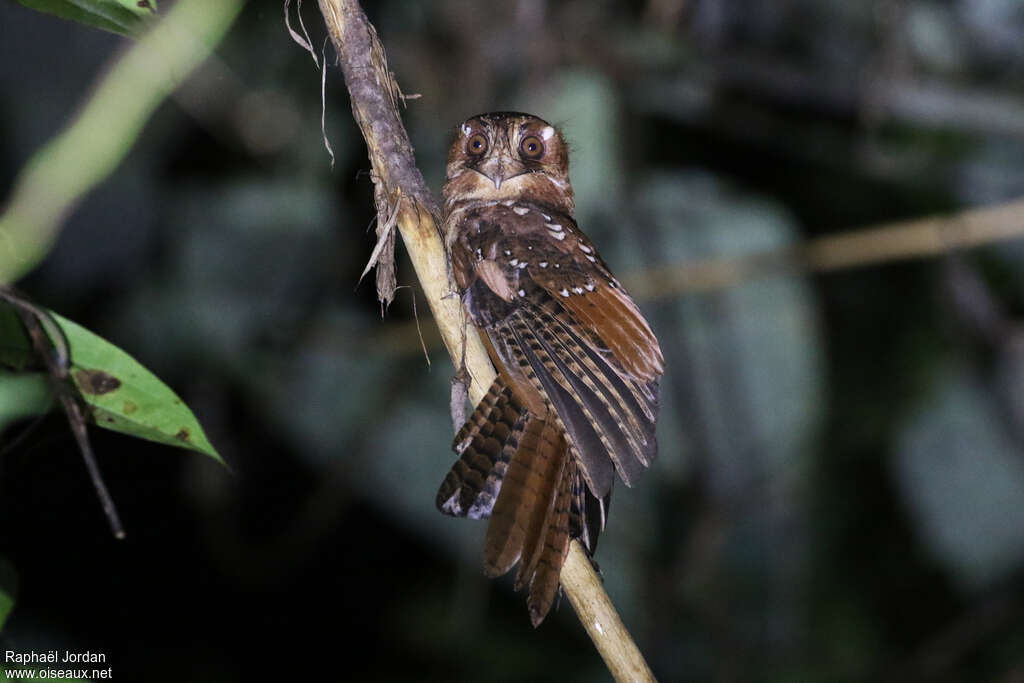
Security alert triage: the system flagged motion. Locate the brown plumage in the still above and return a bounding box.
[435,112,664,626]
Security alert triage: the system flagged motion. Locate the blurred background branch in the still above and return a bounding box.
[630,196,1024,298]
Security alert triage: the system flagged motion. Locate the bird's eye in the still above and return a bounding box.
[466,133,488,156]
[519,135,544,159]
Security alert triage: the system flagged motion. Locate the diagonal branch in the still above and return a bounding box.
[315,0,492,399]
[314,1,656,680]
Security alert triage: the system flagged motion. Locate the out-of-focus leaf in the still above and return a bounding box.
[631,173,825,486]
[51,313,222,464]
[15,0,157,37]
[599,172,824,628]
[0,557,16,632]
[896,366,1024,589]
[526,70,621,225]
[0,372,52,432]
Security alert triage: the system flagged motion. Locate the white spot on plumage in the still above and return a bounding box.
[503,199,516,206]
[541,126,555,141]
[541,213,551,221]
[549,230,566,241]
[504,249,511,256]
[554,263,561,268]
[585,283,595,291]
[579,244,592,253]
[545,223,562,231]
[510,258,519,266]
[518,262,527,269]
[461,123,471,136]
[572,287,584,294]
[586,255,597,262]
[560,289,570,297]
[512,206,529,215]
[539,262,548,268]
[518,289,526,297]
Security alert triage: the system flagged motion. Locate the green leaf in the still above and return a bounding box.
[0,372,52,431]
[0,303,222,464]
[0,557,17,633]
[51,313,223,464]
[15,0,158,37]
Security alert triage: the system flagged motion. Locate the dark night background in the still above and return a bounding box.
[3,0,1024,681]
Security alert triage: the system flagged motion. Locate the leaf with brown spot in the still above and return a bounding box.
[1,307,223,465]
[73,368,122,395]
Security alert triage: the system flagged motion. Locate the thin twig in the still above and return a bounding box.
[2,288,125,538]
[314,1,655,680]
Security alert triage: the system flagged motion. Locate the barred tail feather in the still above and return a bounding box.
[436,377,524,519]
[524,455,573,626]
[483,416,563,577]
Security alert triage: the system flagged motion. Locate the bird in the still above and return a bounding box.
[435,112,664,626]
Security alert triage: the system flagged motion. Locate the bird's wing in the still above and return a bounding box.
[457,203,663,496]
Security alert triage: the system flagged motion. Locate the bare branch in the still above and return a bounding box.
[561,542,657,682]
[315,0,492,400]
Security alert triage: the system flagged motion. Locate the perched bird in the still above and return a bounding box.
[436,112,664,625]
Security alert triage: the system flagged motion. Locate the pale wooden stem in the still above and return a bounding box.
[562,541,657,682]
[316,0,492,403]
[317,1,655,680]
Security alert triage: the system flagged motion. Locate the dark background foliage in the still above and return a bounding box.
[3,0,1024,680]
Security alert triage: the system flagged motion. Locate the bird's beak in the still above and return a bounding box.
[477,154,525,191]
